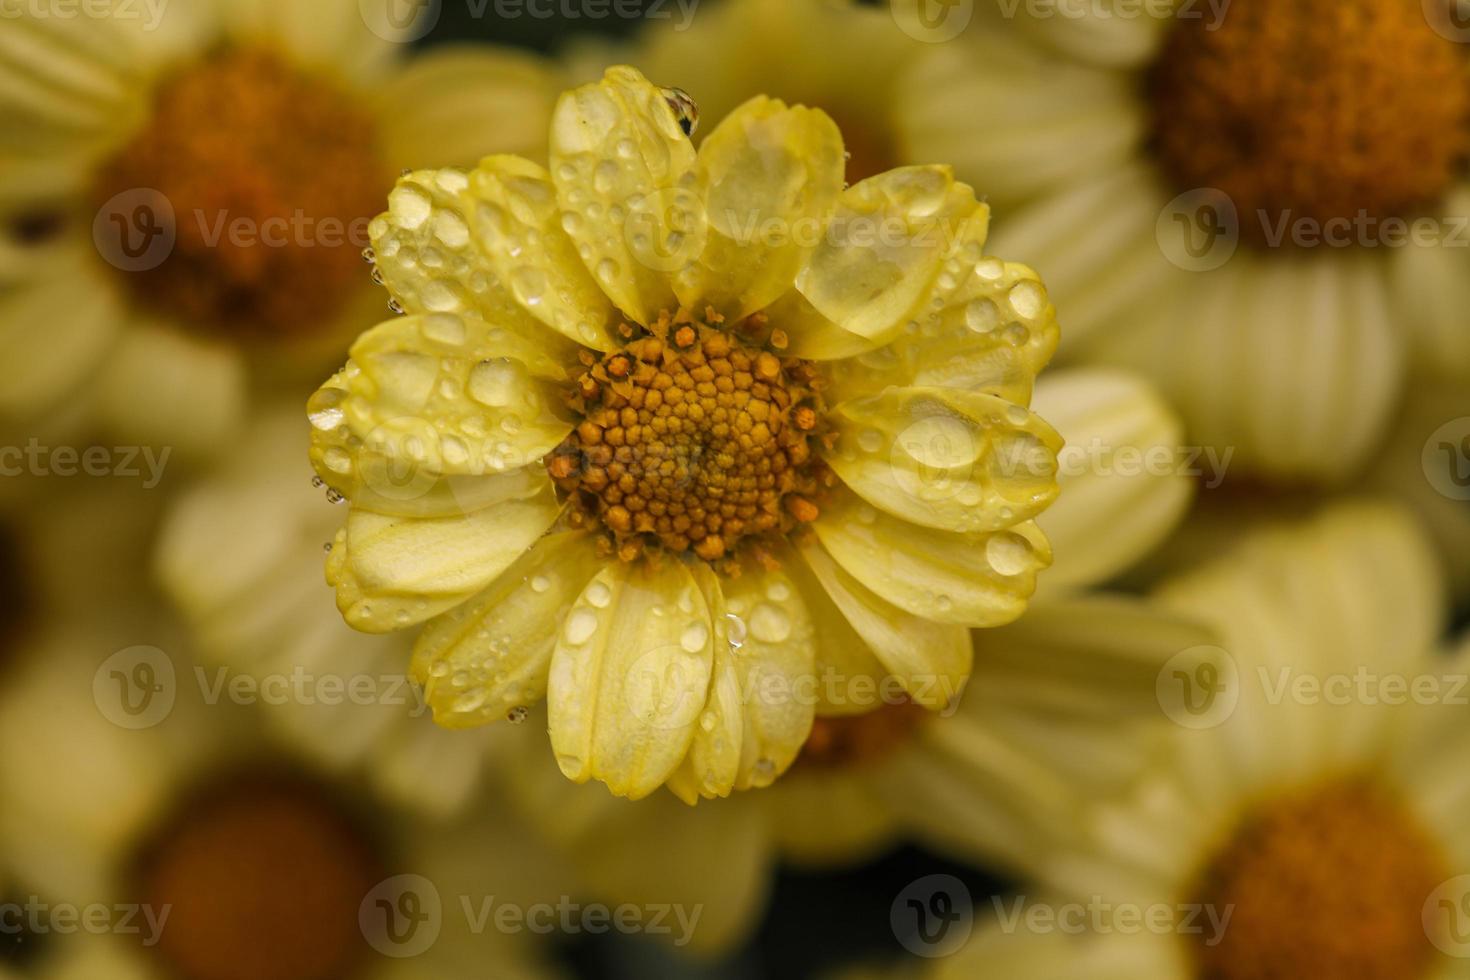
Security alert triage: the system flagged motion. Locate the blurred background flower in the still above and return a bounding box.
[0,0,1466,977]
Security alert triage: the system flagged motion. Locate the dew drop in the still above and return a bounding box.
[964,297,1000,334]
[420,313,466,346]
[585,580,612,608]
[307,389,346,431]
[1008,280,1044,320]
[748,603,791,644]
[507,706,529,724]
[564,608,598,645]
[680,622,710,653]
[987,532,1033,576]
[724,613,747,650]
[468,358,525,408]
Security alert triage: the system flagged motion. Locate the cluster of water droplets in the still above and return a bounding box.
[306,309,570,496]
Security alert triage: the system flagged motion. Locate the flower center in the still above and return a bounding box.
[1189,779,1447,980]
[90,47,386,338]
[548,312,827,564]
[794,700,929,771]
[1148,0,1470,246]
[131,771,383,980]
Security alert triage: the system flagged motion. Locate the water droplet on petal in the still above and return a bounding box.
[564,608,598,645]
[987,532,1033,576]
[748,603,791,644]
[724,613,747,650]
[585,580,612,608]
[680,622,709,653]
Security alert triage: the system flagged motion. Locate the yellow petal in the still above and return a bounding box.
[898,33,1146,212]
[1031,368,1193,592]
[969,594,1221,722]
[765,289,886,361]
[306,312,573,515]
[410,531,605,728]
[547,558,715,799]
[93,317,245,456]
[369,166,580,360]
[821,260,1060,406]
[0,265,117,415]
[375,46,559,167]
[327,481,563,633]
[676,96,844,320]
[795,535,972,708]
[1158,501,1443,681]
[468,155,618,349]
[1392,184,1470,382]
[668,562,745,804]
[811,490,1052,627]
[780,541,891,718]
[824,385,1061,533]
[694,563,817,792]
[549,65,699,325]
[796,165,985,341]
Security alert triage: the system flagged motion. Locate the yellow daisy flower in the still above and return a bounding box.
[932,501,1468,980]
[572,0,930,182]
[499,367,1208,953]
[1,0,557,454]
[156,406,512,818]
[899,0,1470,482]
[0,624,564,980]
[308,65,1067,801]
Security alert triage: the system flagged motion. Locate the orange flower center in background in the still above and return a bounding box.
[90,47,387,338]
[1148,0,1470,247]
[132,772,383,980]
[794,700,930,770]
[548,311,831,565]
[1189,779,1447,980]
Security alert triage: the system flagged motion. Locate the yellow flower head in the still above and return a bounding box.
[307,66,1064,801]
